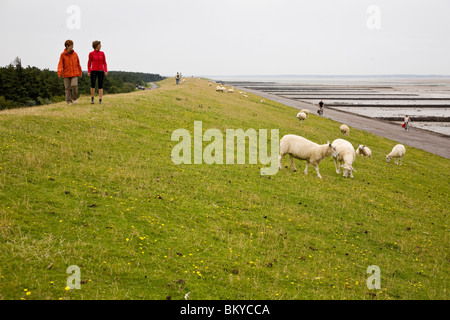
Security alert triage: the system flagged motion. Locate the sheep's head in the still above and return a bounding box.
[328,142,339,158]
[386,154,392,163]
[341,164,356,177]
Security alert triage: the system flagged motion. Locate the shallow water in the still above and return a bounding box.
[216,76,450,136]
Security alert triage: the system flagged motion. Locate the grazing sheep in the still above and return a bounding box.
[278,134,339,179]
[243,94,248,98]
[296,112,306,124]
[332,139,356,178]
[301,109,310,117]
[216,86,226,93]
[260,99,265,103]
[227,88,234,93]
[356,145,372,157]
[386,144,406,165]
[340,124,350,136]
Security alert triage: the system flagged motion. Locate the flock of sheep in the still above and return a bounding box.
[279,112,407,179]
[210,81,251,98]
[208,80,406,179]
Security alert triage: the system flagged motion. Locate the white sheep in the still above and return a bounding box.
[243,94,248,98]
[227,88,234,93]
[301,109,310,117]
[260,99,265,103]
[216,86,226,93]
[332,139,356,178]
[296,112,306,124]
[356,145,372,157]
[386,144,406,165]
[278,134,339,179]
[340,124,350,136]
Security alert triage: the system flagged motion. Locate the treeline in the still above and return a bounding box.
[0,57,165,110]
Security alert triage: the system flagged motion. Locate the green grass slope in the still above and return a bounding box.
[0,78,448,300]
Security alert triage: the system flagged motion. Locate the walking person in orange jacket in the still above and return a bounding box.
[88,40,108,104]
[57,39,82,105]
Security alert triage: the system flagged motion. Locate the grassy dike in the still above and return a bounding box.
[0,78,448,300]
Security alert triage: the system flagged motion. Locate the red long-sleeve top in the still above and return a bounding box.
[88,50,107,73]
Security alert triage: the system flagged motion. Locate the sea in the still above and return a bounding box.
[209,75,450,136]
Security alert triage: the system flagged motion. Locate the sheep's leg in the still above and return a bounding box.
[289,155,297,172]
[278,154,283,170]
[399,156,402,165]
[313,164,322,179]
[333,158,340,174]
[304,161,309,175]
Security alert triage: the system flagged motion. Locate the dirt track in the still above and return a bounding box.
[240,87,450,159]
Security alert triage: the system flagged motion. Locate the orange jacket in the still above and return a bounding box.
[57,50,82,78]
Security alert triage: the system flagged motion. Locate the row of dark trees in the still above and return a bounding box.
[0,57,165,110]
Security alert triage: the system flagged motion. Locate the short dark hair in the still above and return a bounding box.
[64,40,74,48]
[92,40,101,50]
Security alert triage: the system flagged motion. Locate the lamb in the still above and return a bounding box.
[216,86,226,93]
[296,111,306,124]
[340,124,350,136]
[227,88,234,93]
[278,134,339,179]
[332,139,356,178]
[386,144,406,165]
[356,144,372,157]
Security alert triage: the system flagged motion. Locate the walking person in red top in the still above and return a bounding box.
[88,40,108,104]
[57,39,83,105]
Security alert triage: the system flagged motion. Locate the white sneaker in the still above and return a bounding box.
[67,102,73,105]
[73,100,78,104]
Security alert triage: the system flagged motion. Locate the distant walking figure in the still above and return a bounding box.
[57,40,82,105]
[88,40,108,104]
[175,72,180,85]
[403,115,410,131]
[318,100,324,115]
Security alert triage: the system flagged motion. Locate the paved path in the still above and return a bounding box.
[240,87,450,159]
[149,82,159,90]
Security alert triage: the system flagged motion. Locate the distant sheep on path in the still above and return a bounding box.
[340,124,350,136]
[278,134,339,179]
[386,144,406,165]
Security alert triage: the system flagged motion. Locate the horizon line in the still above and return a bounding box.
[197,74,450,78]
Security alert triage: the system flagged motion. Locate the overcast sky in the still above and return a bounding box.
[0,0,449,77]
